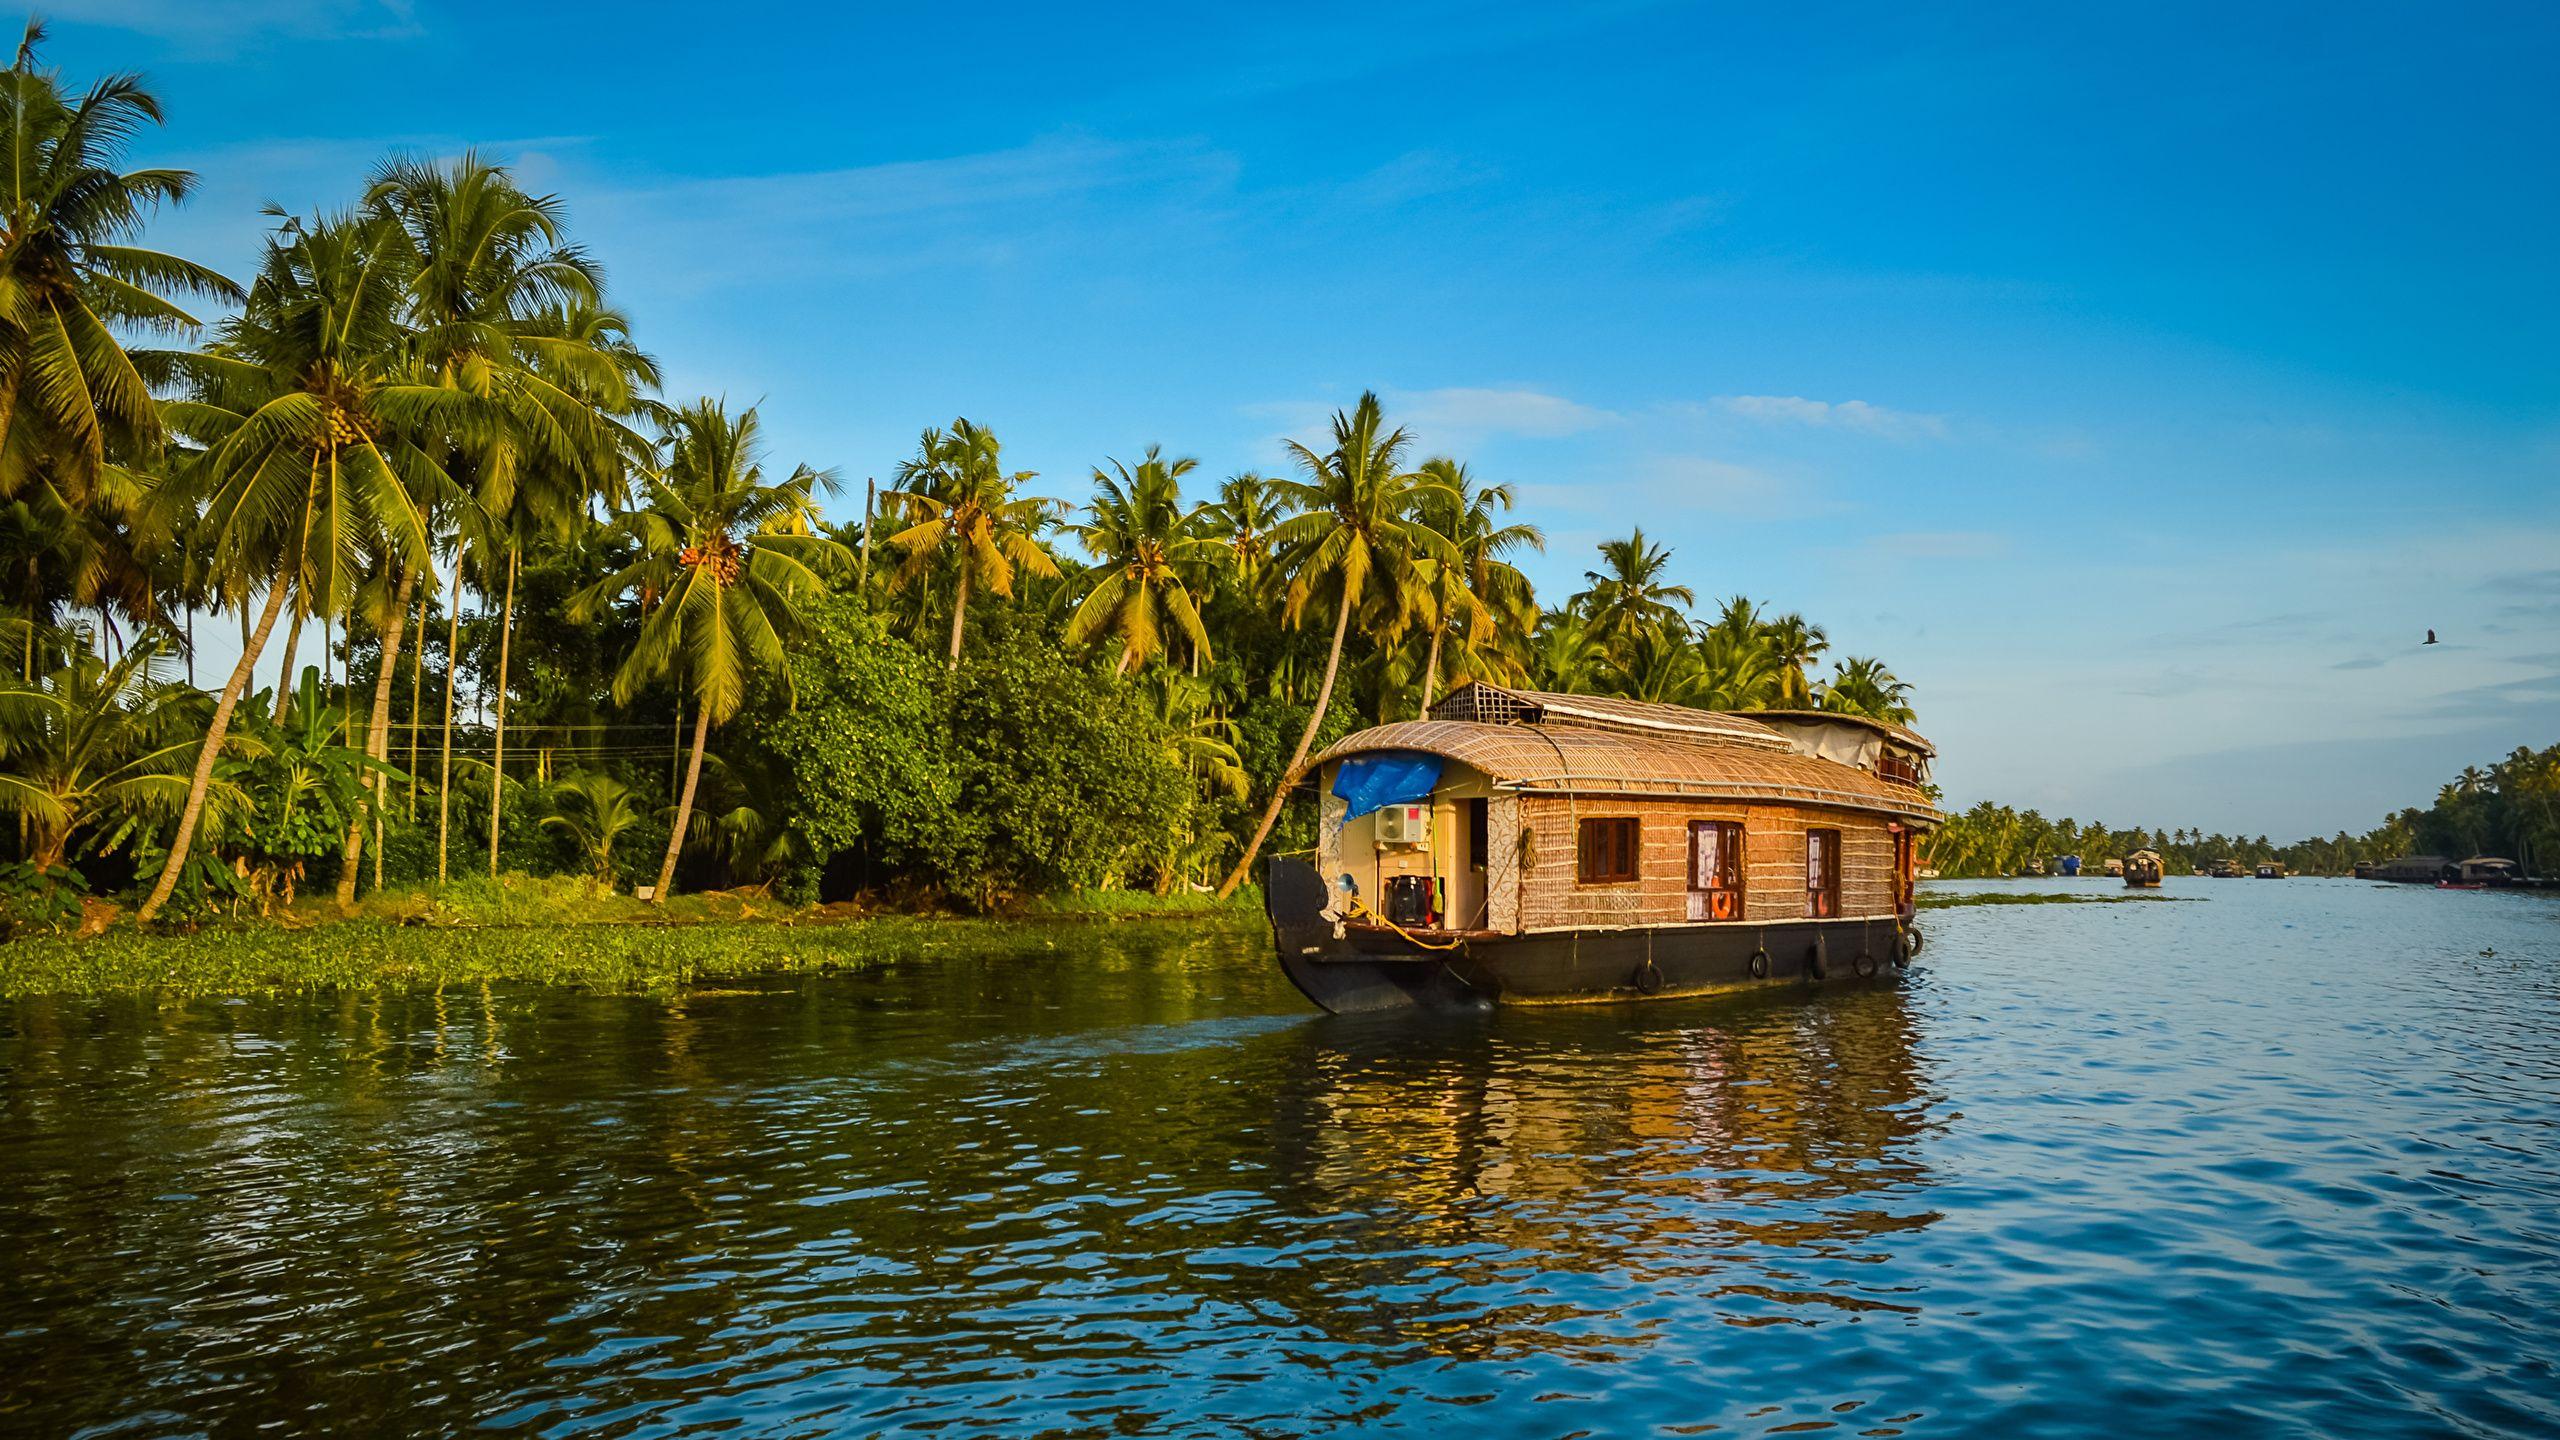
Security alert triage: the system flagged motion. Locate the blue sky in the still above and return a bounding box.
[51,0,2560,837]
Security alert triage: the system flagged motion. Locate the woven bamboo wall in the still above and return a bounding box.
[1510,795,1900,932]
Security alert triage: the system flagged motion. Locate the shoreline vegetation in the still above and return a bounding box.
[2,33,1924,952]
[1923,744,2560,879]
[0,883,1266,999]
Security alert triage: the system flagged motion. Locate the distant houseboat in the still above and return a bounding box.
[2209,859,2243,878]
[1264,684,1939,1013]
[2370,855,2457,884]
[2255,862,2285,879]
[2439,857,2522,890]
[2124,849,2164,888]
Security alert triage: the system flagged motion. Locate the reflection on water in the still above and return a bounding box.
[5,879,2559,1437]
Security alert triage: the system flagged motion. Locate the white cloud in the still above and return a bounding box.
[568,134,1237,296]
[1714,394,1948,441]
[1517,454,1822,520]
[1390,386,1617,441]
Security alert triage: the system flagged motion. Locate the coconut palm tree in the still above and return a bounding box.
[1762,612,1829,707]
[1691,626,1788,711]
[136,210,452,924]
[365,154,642,885]
[541,770,641,893]
[572,400,845,904]
[1066,446,1219,674]
[1217,391,1455,898]
[886,419,1061,668]
[1412,458,1541,712]
[1820,656,1917,724]
[1602,621,1704,704]
[1572,528,1693,659]
[0,24,239,500]
[1528,609,1603,694]
[0,629,209,871]
[1200,470,1290,594]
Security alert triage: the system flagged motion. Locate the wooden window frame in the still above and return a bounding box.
[1687,820,1746,921]
[1805,827,1843,919]
[1575,817,1641,886]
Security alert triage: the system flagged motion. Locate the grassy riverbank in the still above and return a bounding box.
[0,882,1265,999]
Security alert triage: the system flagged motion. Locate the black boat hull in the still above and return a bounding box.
[1265,858,1917,1014]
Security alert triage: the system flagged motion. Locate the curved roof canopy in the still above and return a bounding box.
[1426,682,1796,751]
[1731,708,1935,757]
[1316,720,1940,824]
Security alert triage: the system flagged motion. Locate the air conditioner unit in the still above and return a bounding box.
[1374,803,1431,846]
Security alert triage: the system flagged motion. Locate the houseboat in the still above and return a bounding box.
[2255,862,2286,879]
[1263,683,1939,1013]
[2439,856,2522,890]
[2208,858,2243,878]
[2124,849,2164,888]
[2370,855,2456,884]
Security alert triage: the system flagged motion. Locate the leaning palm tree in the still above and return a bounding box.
[572,400,845,904]
[0,629,212,871]
[1066,446,1219,674]
[1217,391,1455,898]
[1411,458,1541,713]
[136,210,450,924]
[886,419,1061,667]
[1571,528,1694,658]
[0,24,240,501]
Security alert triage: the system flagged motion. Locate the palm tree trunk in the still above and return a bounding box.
[137,566,294,925]
[435,561,464,884]
[486,547,517,879]
[652,705,712,905]
[406,581,426,818]
[336,563,415,909]
[270,600,305,723]
[1218,590,1353,899]
[946,566,971,668]
[1419,619,1445,717]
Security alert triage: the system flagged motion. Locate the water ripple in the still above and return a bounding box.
[3,880,2558,1436]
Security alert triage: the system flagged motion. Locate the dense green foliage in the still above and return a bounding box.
[1930,743,2560,877]
[0,32,1942,929]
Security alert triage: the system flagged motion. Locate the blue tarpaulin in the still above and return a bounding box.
[1331,751,1445,818]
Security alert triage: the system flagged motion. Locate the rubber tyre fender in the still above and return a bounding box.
[1633,955,1665,995]
[1854,950,1879,979]
[1747,947,1771,980]
[1806,934,1829,981]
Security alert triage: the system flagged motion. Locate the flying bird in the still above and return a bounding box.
[2424,630,2438,645]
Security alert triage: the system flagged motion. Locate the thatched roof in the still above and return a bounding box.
[1427,682,1796,751]
[1732,708,1935,757]
[1315,719,1940,824]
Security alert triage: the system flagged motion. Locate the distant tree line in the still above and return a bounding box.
[1928,743,2560,878]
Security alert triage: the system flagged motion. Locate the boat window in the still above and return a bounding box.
[1805,828,1842,919]
[1688,821,1744,920]
[1576,818,1639,885]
